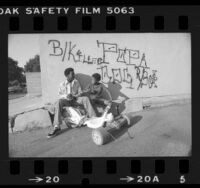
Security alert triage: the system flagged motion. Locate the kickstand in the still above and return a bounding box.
[126,129,134,139]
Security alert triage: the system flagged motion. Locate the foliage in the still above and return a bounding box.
[24,55,40,72]
[8,57,26,84]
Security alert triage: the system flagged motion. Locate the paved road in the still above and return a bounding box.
[9,103,191,157]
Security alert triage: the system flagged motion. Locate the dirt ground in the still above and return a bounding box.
[9,103,191,157]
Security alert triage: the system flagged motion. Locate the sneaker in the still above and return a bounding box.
[47,127,61,138]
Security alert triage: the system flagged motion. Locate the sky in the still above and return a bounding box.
[8,34,39,68]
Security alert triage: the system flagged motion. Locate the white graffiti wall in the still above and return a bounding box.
[39,33,191,103]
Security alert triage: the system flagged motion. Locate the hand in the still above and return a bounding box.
[90,94,96,100]
[73,93,82,98]
[66,94,73,100]
[59,94,67,99]
[82,88,90,93]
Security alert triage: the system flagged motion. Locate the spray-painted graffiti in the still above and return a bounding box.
[48,40,100,64]
[97,66,112,83]
[97,66,134,89]
[123,68,134,89]
[48,39,158,90]
[135,54,158,90]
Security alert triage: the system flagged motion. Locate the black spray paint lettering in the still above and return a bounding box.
[117,48,127,63]
[97,40,140,66]
[97,40,117,64]
[97,65,134,89]
[97,66,112,84]
[112,68,134,89]
[128,49,139,65]
[135,66,149,90]
[112,68,123,83]
[135,54,158,90]
[83,55,93,64]
[48,40,63,56]
[91,58,98,64]
[48,40,94,65]
[135,53,150,90]
[48,39,140,66]
[48,39,158,90]
[67,42,77,62]
[76,49,83,62]
[148,70,158,89]
[123,68,134,88]
[116,48,139,65]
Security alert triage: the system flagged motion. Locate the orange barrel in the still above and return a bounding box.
[91,114,132,145]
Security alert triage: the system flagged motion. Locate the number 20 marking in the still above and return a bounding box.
[46,176,60,183]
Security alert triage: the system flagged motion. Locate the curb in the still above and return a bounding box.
[143,98,191,110]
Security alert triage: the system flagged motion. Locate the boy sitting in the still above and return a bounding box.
[83,73,112,109]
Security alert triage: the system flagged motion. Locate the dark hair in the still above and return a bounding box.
[92,73,101,82]
[64,68,74,77]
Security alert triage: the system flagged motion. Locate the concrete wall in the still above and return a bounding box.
[25,72,42,97]
[39,33,191,104]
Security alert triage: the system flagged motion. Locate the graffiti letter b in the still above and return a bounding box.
[48,40,63,56]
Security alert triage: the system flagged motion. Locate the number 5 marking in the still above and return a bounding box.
[180,175,186,183]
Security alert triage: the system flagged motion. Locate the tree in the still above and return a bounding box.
[8,57,25,84]
[24,55,40,72]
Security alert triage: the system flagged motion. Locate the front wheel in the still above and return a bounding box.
[91,128,111,145]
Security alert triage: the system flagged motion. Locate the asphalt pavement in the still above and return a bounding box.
[9,103,191,157]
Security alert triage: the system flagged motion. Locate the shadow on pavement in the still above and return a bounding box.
[58,126,73,136]
[43,124,73,141]
[128,115,143,127]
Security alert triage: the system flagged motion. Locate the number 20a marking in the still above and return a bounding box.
[137,176,159,183]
